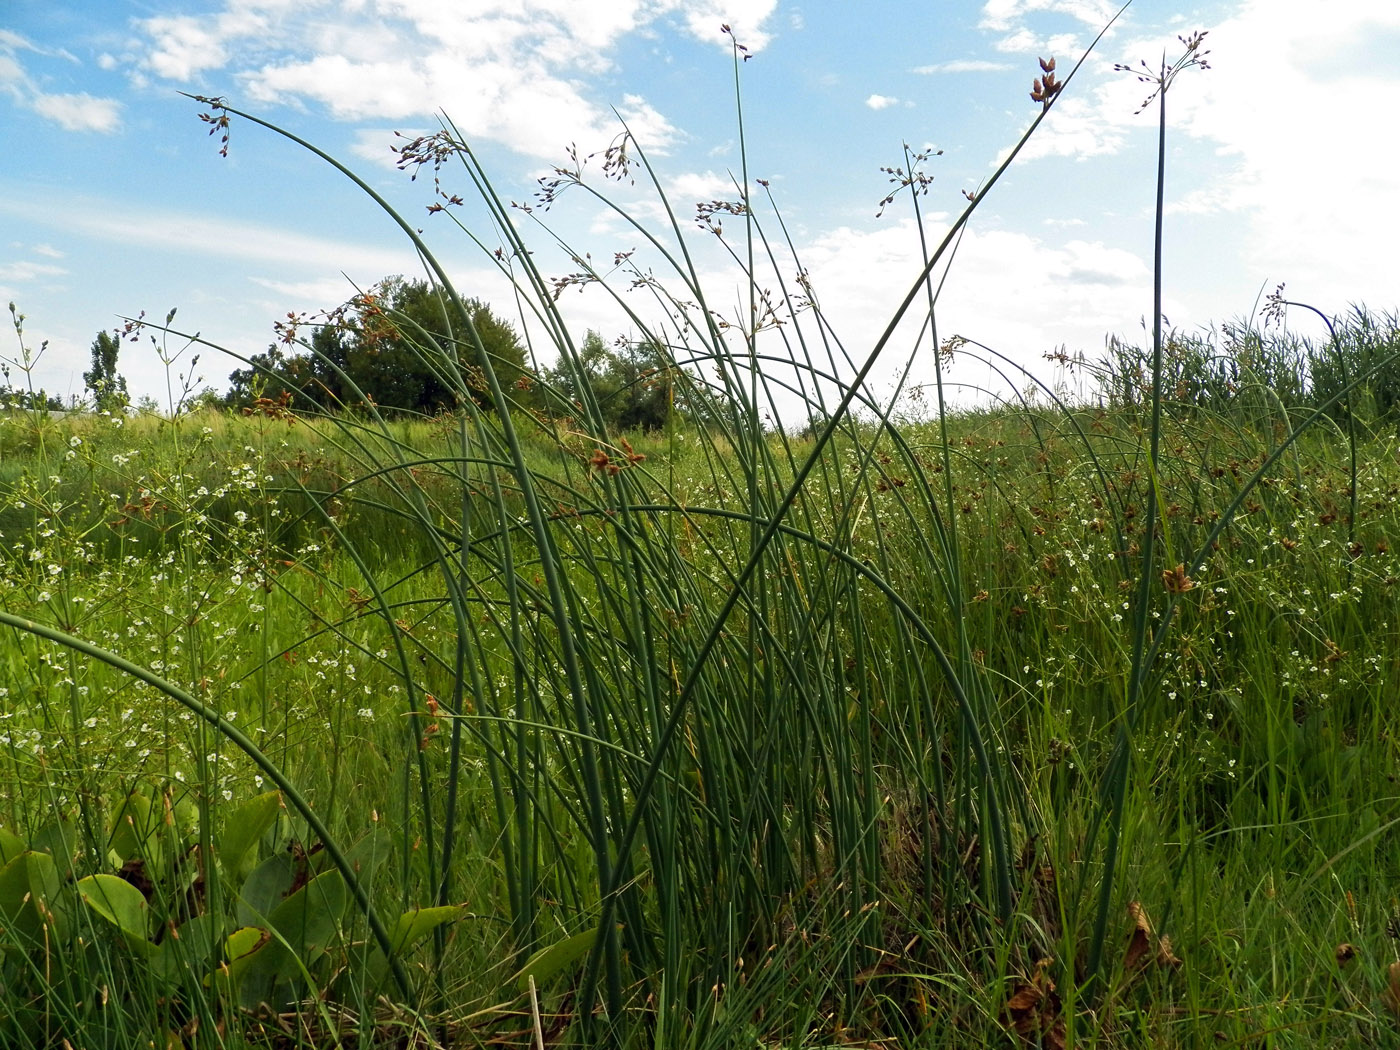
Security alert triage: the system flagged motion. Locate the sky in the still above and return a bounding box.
[1,0,1397,416]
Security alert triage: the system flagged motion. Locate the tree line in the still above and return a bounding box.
[59,276,702,432]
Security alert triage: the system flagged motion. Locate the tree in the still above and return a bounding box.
[84,330,129,413]
[0,386,63,412]
[546,331,710,432]
[227,277,534,415]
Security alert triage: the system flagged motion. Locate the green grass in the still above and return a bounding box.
[3,391,1400,1046]
[3,16,1400,1048]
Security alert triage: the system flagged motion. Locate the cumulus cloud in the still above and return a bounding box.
[0,32,123,133]
[667,0,779,51]
[31,92,122,133]
[1159,2,1400,310]
[987,2,1400,316]
[669,170,742,202]
[763,217,1158,406]
[142,15,229,80]
[980,0,1121,34]
[130,0,778,161]
[1006,94,1128,162]
[865,94,899,110]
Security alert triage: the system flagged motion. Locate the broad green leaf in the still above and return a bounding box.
[77,873,153,951]
[0,828,25,865]
[204,925,270,989]
[387,904,467,956]
[244,868,348,986]
[236,852,296,928]
[266,868,347,959]
[220,791,281,882]
[30,818,76,865]
[348,899,460,997]
[0,851,61,945]
[513,926,601,993]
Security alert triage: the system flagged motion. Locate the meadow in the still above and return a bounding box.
[3,23,1400,1050]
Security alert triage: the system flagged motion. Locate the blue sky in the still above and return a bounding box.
[2,0,1397,411]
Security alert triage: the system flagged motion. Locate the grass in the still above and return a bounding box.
[3,12,1400,1048]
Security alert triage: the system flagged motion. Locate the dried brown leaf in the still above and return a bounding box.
[1157,933,1183,969]
[1124,900,1152,970]
[1125,900,1181,971]
[1385,961,1400,1017]
[1005,957,1062,1046]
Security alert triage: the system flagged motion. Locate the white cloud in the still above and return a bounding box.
[669,170,741,202]
[0,261,67,281]
[913,59,1014,74]
[1010,93,1128,162]
[31,91,122,133]
[237,45,677,160]
[0,28,77,61]
[765,217,1158,407]
[32,244,65,259]
[130,0,775,163]
[866,93,899,110]
[615,93,680,154]
[0,189,421,278]
[980,0,1120,34]
[994,3,1400,318]
[348,127,426,170]
[141,15,231,81]
[1162,2,1400,311]
[993,28,1040,53]
[246,275,374,304]
[0,33,122,132]
[668,0,779,51]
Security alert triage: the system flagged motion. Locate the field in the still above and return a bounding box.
[4,28,1400,1050]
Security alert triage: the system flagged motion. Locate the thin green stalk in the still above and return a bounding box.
[1086,32,1210,990]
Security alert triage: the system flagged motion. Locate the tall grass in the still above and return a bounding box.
[6,8,1400,1048]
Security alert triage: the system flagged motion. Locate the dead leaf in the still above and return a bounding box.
[1125,901,1181,971]
[1156,933,1182,969]
[1125,901,1152,970]
[1005,957,1064,1047]
[1385,961,1400,1018]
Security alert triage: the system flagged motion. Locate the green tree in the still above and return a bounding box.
[546,331,709,432]
[227,277,535,415]
[0,386,63,411]
[84,330,129,413]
